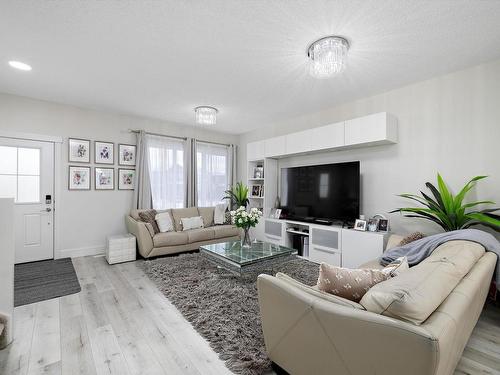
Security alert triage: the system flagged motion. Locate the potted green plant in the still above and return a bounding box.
[391,174,500,231]
[223,181,250,209]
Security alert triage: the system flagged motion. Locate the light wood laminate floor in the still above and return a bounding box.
[1,255,499,375]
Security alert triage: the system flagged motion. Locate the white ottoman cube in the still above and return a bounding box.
[106,234,136,264]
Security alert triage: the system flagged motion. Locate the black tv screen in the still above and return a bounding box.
[280,161,360,223]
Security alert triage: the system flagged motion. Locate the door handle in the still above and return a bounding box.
[41,207,52,212]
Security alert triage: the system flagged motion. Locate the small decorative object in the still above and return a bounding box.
[223,181,249,209]
[251,185,260,197]
[274,196,280,209]
[95,168,114,190]
[230,206,263,248]
[367,218,379,232]
[269,208,277,219]
[68,166,90,190]
[274,208,282,219]
[378,219,389,232]
[68,138,90,163]
[118,168,135,190]
[259,185,264,197]
[392,173,500,231]
[354,219,367,231]
[253,166,264,179]
[118,144,136,166]
[94,141,114,164]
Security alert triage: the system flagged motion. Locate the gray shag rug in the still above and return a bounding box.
[15,258,81,307]
[140,253,319,375]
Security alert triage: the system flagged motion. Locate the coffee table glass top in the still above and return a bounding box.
[200,240,297,267]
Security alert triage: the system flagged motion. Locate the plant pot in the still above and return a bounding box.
[241,227,252,248]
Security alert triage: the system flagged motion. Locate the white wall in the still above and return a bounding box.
[0,198,14,348]
[239,59,500,237]
[0,93,239,257]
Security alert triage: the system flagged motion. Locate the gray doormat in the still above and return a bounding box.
[15,258,81,307]
[140,253,318,375]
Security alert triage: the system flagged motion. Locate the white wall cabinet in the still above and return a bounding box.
[342,229,388,268]
[265,136,286,158]
[310,121,345,151]
[344,112,397,147]
[285,130,312,155]
[247,140,265,161]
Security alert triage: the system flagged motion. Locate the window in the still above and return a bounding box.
[147,135,185,209]
[196,142,229,207]
[0,146,40,203]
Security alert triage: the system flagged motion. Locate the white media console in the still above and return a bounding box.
[262,218,389,267]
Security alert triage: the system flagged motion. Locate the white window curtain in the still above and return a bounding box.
[147,135,185,209]
[196,141,230,207]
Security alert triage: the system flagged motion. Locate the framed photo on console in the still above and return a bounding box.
[68,138,90,163]
[354,219,367,231]
[118,168,135,190]
[68,166,91,190]
[118,144,136,166]
[95,168,114,190]
[94,141,114,164]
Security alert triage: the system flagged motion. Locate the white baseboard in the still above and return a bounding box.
[56,245,105,259]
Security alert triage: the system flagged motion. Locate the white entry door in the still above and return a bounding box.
[0,138,55,264]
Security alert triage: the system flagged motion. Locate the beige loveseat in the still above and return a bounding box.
[257,235,497,375]
[126,207,240,258]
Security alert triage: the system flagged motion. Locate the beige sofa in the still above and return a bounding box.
[257,235,497,375]
[126,206,240,258]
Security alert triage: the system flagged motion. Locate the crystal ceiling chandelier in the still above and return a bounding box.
[195,106,218,125]
[307,36,349,78]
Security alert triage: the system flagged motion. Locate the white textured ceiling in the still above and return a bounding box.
[1,1,500,134]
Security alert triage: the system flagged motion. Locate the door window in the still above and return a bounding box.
[0,146,40,203]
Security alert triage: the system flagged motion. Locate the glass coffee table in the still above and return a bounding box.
[200,240,297,275]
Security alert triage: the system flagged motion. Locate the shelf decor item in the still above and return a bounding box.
[392,174,500,231]
[223,181,249,209]
[354,219,367,231]
[94,141,114,164]
[95,167,114,190]
[230,206,263,248]
[118,168,135,190]
[68,166,91,190]
[68,138,90,163]
[253,166,264,179]
[118,144,136,166]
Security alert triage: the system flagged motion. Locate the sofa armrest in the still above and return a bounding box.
[125,215,154,258]
[257,274,438,375]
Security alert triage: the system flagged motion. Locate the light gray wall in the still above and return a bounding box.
[239,59,500,237]
[0,198,14,347]
[0,93,239,256]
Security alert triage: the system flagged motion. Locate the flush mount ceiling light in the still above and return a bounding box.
[307,36,349,78]
[8,60,32,71]
[195,106,218,125]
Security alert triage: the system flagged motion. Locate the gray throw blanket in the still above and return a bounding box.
[381,229,500,290]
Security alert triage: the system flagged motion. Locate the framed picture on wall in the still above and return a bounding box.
[118,144,136,166]
[68,138,90,163]
[95,168,114,190]
[118,168,135,190]
[68,166,91,190]
[94,141,114,164]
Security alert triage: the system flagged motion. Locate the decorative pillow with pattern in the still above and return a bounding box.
[138,209,160,234]
[381,256,409,277]
[398,232,426,246]
[224,210,232,225]
[181,216,204,231]
[317,263,390,302]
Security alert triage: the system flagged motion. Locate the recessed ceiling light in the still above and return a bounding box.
[8,60,32,71]
[195,106,218,125]
[307,36,349,78]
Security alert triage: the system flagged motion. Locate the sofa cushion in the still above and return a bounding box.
[213,225,239,239]
[155,210,174,233]
[171,207,199,231]
[317,263,390,302]
[360,240,485,325]
[187,228,215,243]
[198,207,215,227]
[153,231,189,247]
[214,203,227,225]
[138,209,160,234]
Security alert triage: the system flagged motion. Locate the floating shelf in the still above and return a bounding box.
[286,229,310,236]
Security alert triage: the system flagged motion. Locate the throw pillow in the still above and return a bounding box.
[398,232,426,246]
[155,212,174,233]
[381,256,409,277]
[214,203,227,225]
[181,216,204,231]
[138,209,160,234]
[224,210,232,225]
[317,263,390,302]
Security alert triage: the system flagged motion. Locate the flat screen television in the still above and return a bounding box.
[280,161,360,224]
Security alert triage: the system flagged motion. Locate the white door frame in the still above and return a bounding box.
[0,130,63,259]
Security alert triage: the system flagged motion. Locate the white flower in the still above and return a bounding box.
[238,218,243,224]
